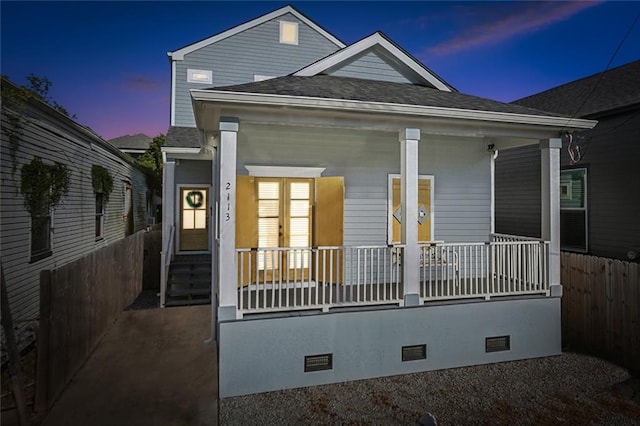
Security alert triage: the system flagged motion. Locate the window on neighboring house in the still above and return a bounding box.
[279,21,298,45]
[560,168,588,252]
[30,212,52,262]
[187,68,212,84]
[95,192,105,239]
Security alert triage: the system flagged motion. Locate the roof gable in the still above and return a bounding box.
[169,5,345,60]
[514,60,640,117]
[294,32,454,92]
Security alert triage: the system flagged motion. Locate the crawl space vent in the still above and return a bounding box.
[402,344,427,361]
[304,353,333,372]
[485,335,510,353]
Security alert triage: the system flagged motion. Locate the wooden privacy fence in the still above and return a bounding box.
[143,229,162,290]
[35,231,145,412]
[561,252,640,375]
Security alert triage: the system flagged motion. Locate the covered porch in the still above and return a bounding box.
[200,113,570,321]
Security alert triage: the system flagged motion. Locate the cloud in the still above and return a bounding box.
[121,74,162,92]
[422,1,604,56]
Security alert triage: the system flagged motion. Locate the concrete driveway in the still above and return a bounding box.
[42,305,217,426]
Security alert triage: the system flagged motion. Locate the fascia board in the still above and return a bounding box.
[294,33,451,92]
[161,147,202,154]
[170,61,177,126]
[169,6,345,60]
[190,89,598,130]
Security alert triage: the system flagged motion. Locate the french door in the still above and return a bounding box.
[236,175,344,286]
[256,178,313,281]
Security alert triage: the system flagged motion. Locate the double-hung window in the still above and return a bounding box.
[30,212,52,262]
[95,192,105,239]
[560,168,588,252]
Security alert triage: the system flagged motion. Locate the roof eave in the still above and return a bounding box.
[190,89,598,131]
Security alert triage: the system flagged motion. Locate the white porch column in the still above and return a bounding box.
[540,138,562,297]
[400,128,420,306]
[160,160,175,308]
[218,117,239,320]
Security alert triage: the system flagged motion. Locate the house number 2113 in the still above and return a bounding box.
[225,182,231,221]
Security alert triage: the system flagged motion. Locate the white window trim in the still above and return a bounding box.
[560,168,588,253]
[387,174,435,245]
[279,21,299,45]
[245,165,325,178]
[187,68,213,84]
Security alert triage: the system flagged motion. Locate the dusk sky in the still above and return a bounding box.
[2,1,639,140]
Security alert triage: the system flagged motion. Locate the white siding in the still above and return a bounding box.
[234,124,491,247]
[1,102,150,351]
[174,13,340,127]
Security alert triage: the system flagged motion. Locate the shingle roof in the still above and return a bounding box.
[108,133,152,150]
[513,60,640,117]
[166,126,201,148]
[212,75,560,117]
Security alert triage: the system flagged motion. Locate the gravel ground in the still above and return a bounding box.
[220,353,640,425]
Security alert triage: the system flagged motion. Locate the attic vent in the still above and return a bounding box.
[304,353,333,372]
[402,344,427,362]
[485,335,511,353]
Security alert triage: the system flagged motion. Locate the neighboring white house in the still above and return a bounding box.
[0,77,153,355]
[162,5,597,397]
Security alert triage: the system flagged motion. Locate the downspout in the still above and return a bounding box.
[489,145,499,235]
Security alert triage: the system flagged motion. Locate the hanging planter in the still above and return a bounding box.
[91,164,114,202]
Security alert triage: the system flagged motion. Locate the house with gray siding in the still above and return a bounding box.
[496,60,640,262]
[108,133,152,159]
[1,77,153,354]
[161,5,597,397]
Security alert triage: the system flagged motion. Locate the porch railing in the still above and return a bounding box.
[235,235,549,315]
[237,245,404,313]
[419,236,549,301]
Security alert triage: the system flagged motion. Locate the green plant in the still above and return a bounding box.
[135,134,164,195]
[2,74,76,175]
[20,157,70,217]
[91,165,114,202]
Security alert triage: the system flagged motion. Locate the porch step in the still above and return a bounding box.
[165,255,212,307]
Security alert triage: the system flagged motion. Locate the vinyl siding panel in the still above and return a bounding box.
[494,109,640,261]
[232,124,491,247]
[326,47,421,84]
[570,110,640,260]
[1,102,151,352]
[174,13,340,127]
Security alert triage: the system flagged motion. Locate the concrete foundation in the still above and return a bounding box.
[219,297,561,398]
